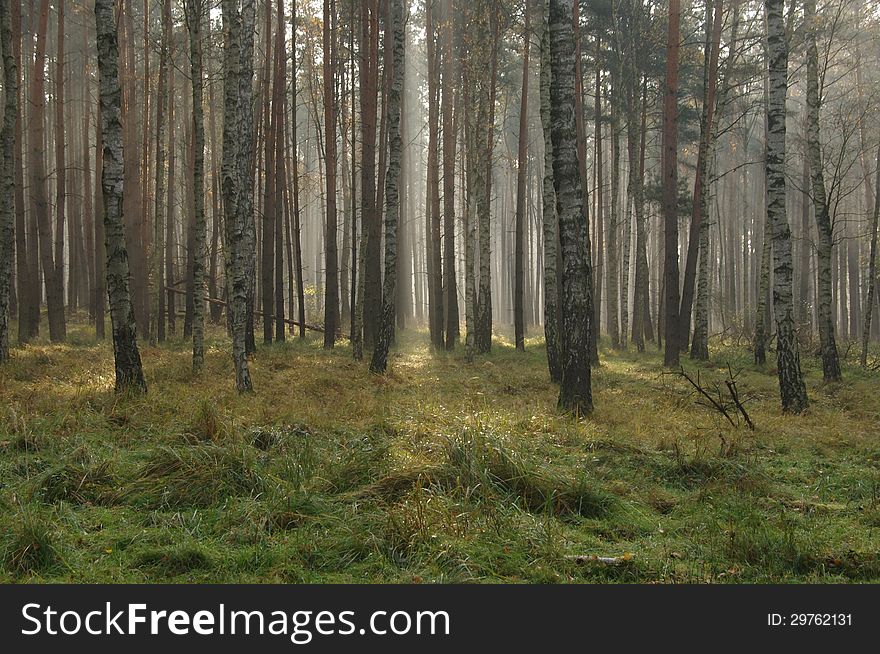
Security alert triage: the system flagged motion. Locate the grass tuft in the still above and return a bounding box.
[125,443,265,508]
[2,512,59,575]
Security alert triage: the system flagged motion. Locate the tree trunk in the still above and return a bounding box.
[221,0,254,392]
[442,0,459,349]
[682,0,723,356]
[54,0,67,327]
[860,142,880,366]
[540,0,561,382]
[765,0,807,412]
[550,0,592,414]
[369,0,404,373]
[95,0,146,393]
[514,0,531,351]
[32,0,65,342]
[323,0,339,347]
[153,0,172,343]
[661,0,680,367]
[426,0,444,348]
[187,0,207,371]
[0,0,16,362]
[804,0,841,383]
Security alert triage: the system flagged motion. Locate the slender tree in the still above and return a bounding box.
[540,0,561,382]
[0,0,16,363]
[804,0,841,382]
[442,0,459,349]
[187,0,207,372]
[661,0,681,367]
[370,0,405,373]
[861,142,880,367]
[765,0,807,413]
[32,0,65,342]
[95,0,146,393]
[681,0,723,357]
[513,0,531,352]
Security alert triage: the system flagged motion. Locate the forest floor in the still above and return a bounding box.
[1,316,879,583]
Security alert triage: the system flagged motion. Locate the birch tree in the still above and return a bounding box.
[370,0,405,373]
[95,0,146,393]
[550,0,592,414]
[765,0,807,413]
[804,0,841,382]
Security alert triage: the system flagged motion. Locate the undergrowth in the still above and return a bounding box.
[0,318,878,583]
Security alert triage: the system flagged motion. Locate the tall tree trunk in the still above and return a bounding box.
[540,0,561,382]
[187,0,207,371]
[12,0,33,342]
[765,0,807,412]
[442,0,459,349]
[32,0,65,341]
[153,0,172,343]
[804,0,841,382]
[95,0,146,393]
[661,0,680,367]
[323,0,339,347]
[426,0,444,348]
[0,0,16,362]
[682,0,723,356]
[360,0,381,350]
[514,0,531,351]
[221,0,254,392]
[273,0,286,343]
[241,0,257,356]
[370,0,404,372]
[475,0,498,354]
[550,0,592,414]
[754,37,772,366]
[54,0,67,325]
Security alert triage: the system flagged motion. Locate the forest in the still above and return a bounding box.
[0,0,878,584]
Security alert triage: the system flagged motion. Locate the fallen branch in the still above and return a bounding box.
[163,286,339,338]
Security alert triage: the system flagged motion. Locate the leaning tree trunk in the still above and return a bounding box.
[0,0,17,363]
[369,0,404,373]
[550,0,592,415]
[540,0,561,382]
[804,0,841,383]
[95,0,146,393]
[765,0,807,413]
[187,0,207,372]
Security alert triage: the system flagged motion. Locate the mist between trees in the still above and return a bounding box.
[1,0,879,415]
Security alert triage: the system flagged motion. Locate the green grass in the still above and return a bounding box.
[0,316,878,583]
